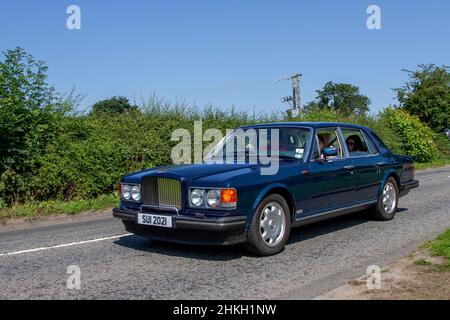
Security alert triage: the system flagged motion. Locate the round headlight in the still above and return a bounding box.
[206,189,220,208]
[191,189,204,207]
[122,184,131,200]
[131,185,141,201]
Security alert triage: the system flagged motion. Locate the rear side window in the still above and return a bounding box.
[369,130,387,148]
[362,131,379,155]
[341,128,372,157]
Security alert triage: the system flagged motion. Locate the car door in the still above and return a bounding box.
[340,127,383,203]
[295,127,355,215]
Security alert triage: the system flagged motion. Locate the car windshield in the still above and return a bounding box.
[204,127,311,163]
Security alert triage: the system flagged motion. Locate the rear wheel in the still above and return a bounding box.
[245,194,291,256]
[370,177,398,220]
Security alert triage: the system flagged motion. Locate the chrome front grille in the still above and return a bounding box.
[142,177,182,209]
[157,177,182,208]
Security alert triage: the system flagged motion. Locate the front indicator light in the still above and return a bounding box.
[221,188,237,208]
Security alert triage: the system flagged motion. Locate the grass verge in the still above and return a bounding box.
[420,229,450,272]
[415,157,450,170]
[0,194,119,222]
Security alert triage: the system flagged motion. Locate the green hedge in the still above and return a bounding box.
[382,108,438,162]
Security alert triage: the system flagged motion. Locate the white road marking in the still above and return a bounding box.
[0,233,132,257]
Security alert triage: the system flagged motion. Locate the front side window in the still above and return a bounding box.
[313,128,344,160]
[341,128,372,157]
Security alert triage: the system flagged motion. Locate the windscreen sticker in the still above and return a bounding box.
[295,148,304,158]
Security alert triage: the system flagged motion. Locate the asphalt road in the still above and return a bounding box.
[1,167,449,299]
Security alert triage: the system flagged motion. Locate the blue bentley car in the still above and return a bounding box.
[113,122,419,256]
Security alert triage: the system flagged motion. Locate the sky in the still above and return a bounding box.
[0,0,449,115]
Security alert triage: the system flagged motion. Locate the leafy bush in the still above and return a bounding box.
[370,111,404,155]
[382,108,438,162]
[433,131,450,161]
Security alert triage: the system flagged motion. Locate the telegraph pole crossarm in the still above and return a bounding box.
[279,73,302,115]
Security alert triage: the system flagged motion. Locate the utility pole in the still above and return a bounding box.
[279,73,302,116]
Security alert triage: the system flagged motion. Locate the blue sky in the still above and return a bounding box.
[1,0,449,115]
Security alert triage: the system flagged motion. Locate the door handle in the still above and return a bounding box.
[376,162,388,167]
[344,165,355,170]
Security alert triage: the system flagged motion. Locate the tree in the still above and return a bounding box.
[304,81,371,116]
[0,47,61,204]
[395,64,450,132]
[91,96,138,115]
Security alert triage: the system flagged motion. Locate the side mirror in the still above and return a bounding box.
[322,147,338,158]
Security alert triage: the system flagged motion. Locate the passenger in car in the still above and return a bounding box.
[346,135,363,152]
[318,136,325,152]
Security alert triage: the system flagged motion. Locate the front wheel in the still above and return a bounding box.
[369,177,398,221]
[245,194,291,256]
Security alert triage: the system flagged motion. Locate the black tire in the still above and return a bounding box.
[245,194,291,256]
[369,177,399,221]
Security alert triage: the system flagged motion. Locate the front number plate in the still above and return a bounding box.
[138,213,173,228]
